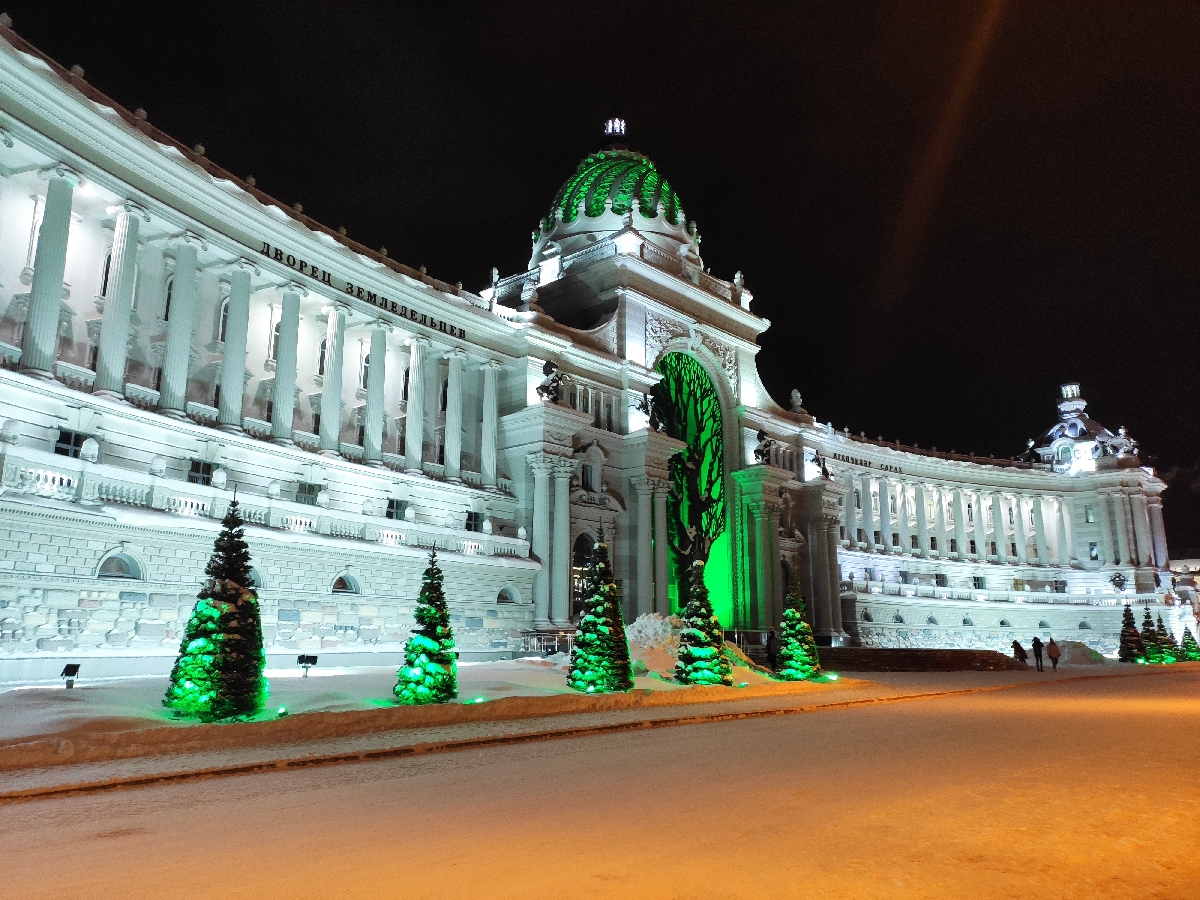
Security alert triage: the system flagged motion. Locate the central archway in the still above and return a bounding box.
[651,352,729,620]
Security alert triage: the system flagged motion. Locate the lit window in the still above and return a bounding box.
[188,460,214,486]
[1084,505,1095,524]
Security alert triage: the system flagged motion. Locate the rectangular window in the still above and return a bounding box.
[1089,541,1099,561]
[1054,580,1068,594]
[854,489,861,510]
[856,528,866,544]
[930,536,938,551]
[949,538,958,553]
[188,460,214,486]
[213,384,222,409]
[973,576,986,590]
[873,530,881,546]
[265,399,274,423]
[1010,542,1018,557]
[356,424,365,447]
[911,535,919,550]
[969,539,977,555]
[87,344,99,372]
[54,429,87,459]
[899,571,910,584]
[1008,508,1014,525]
[1013,578,1025,591]
[891,533,900,547]
[935,573,949,588]
[312,412,321,436]
[296,482,320,506]
[152,368,163,392]
[387,498,408,520]
[465,511,483,532]
[839,525,846,540]
[989,541,997,556]
[1084,505,1095,524]
[967,504,974,523]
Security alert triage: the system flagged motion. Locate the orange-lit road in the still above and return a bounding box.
[3,669,1199,899]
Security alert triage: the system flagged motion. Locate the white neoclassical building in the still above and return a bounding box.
[0,25,1185,678]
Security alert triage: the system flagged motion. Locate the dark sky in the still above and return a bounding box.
[6,2,1199,547]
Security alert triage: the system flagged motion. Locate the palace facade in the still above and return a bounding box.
[0,22,1185,678]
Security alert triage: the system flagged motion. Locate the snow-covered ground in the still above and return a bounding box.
[1,665,1195,900]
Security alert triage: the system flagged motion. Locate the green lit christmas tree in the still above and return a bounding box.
[568,538,633,693]
[394,551,458,704]
[675,560,733,687]
[1179,626,1200,662]
[1118,603,1146,663]
[1156,614,1179,664]
[163,500,268,721]
[776,588,821,681]
[1140,607,1163,664]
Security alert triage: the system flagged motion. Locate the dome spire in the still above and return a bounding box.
[602,116,628,151]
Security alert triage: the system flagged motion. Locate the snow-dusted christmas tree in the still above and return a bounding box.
[1179,626,1200,662]
[1140,607,1163,664]
[776,588,821,681]
[395,550,458,704]
[675,560,732,687]
[1118,603,1145,663]
[568,538,633,693]
[1156,614,1179,664]
[163,500,268,721]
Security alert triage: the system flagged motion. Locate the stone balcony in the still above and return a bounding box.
[842,579,1156,607]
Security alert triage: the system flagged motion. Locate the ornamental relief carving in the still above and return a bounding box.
[645,313,687,367]
[701,334,738,393]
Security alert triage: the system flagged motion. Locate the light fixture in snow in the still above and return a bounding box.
[61,663,80,689]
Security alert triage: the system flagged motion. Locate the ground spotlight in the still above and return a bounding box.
[297,654,318,677]
[61,663,80,688]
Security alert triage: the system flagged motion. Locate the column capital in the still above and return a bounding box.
[444,346,469,360]
[38,163,84,186]
[106,200,150,222]
[482,358,506,371]
[552,456,580,477]
[325,299,350,316]
[405,334,432,348]
[527,452,557,476]
[284,280,309,297]
[368,318,392,333]
[168,230,208,251]
[629,474,653,494]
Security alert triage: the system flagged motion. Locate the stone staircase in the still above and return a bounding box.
[816,647,1029,672]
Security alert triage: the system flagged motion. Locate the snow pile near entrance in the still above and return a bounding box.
[625,614,683,676]
[1058,640,1109,666]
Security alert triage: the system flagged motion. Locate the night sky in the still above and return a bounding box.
[6,2,1198,547]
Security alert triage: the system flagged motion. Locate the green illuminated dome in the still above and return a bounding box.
[529,133,697,268]
[546,150,682,227]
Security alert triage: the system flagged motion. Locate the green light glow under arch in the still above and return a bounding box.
[652,352,729,622]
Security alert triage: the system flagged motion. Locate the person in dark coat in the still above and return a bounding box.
[1011,640,1028,664]
[1031,636,1044,672]
[1046,638,1061,671]
[765,629,780,671]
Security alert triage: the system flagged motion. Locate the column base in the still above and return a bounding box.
[218,422,244,433]
[445,476,462,484]
[365,459,384,468]
[92,389,126,402]
[533,618,554,630]
[160,409,189,421]
[272,437,295,447]
[318,448,341,458]
[21,367,56,381]
[405,467,425,476]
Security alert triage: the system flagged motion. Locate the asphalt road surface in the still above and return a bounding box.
[3,668,1198,899]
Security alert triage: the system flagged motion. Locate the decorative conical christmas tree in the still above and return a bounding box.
[776,588,821,681]
[1118,603,1146,663]
[674,560,733,686]
[1156,614,1179,664]
[164,500,268,721]
[394,551,458,704]
[568,538,633,693]
[1179,626,1200,662]
[1140,607,1163,664]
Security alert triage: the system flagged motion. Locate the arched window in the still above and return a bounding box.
[1039,619,1051,628]
[218,297,230,342]
[163,276,174,321]
[999,619,1012,627]
[861,609,874,623]
[269,321,282,361]
[1078,620,1092,630]
[496,588,517,604]
[963,617,974,626]
[100,250,113,297]
[927,615,938,625]
[98,552,141,580]
[332,574,359,594]
[892,612,905,624]
[317,338,327,376]
[248,568,263,590]
[570,533,597,621]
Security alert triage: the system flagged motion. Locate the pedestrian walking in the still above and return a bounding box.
[1031,636,1044,672]
[765,628,780,671]
[1011,640,1028,664]
[1046,638,1061,671]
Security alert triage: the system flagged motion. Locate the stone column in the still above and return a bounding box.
[632,476,654,617]
[442,348,467,481]
[766,503,783,627]
[933,487,948,556]
[1013,495,1029,564]
[825,518,844,641]
[844,473,858,546]
[914,483,929,557]
[404,336,430,472]
[1148,499,1168,568]
[810,514,832,640]
[1112,493,1131,566]
[159,235,199,417]
[218,265,252,431]
[481,360,502,488]
[991,493,1007,559]
[1097,492,1117,565]
[271,285,301,443]
[363,321,388,465]
[550,457,577,625]
[972,493,988,559]
[1056,496,1073,565]
[318,302,347,454]
[22,166,81,378]
[1130,494,1153,567]
[877,477,891,550]
[952,489,969,558]
[653,480,670,615]
[1032,496,1049,565]
[896,483,911,555]
[94,202,148,398]
[528,453,556,628]
[748,503,768,628]
[859,474,875,548]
